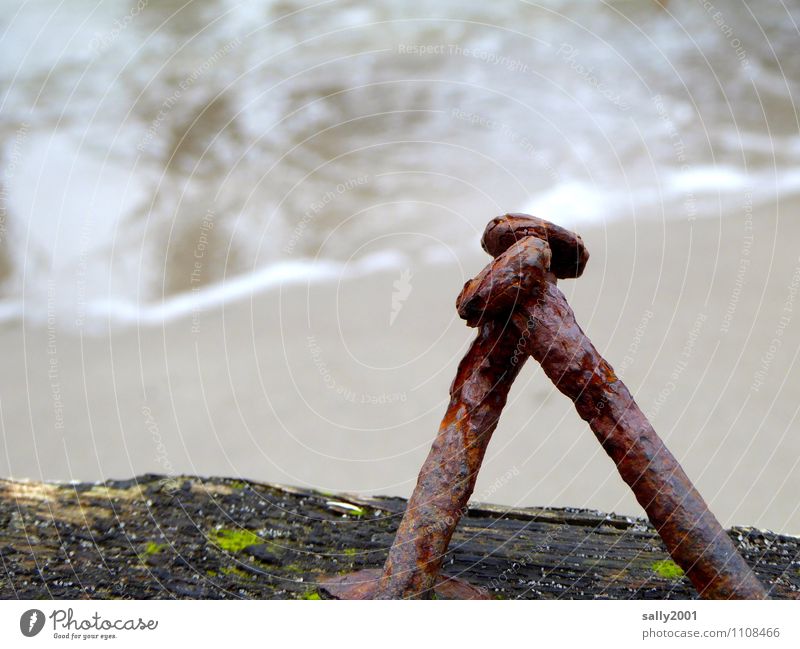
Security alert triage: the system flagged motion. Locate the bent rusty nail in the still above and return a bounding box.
[320,237,552,599]
[323,213,767,599]
[477,213,768,600]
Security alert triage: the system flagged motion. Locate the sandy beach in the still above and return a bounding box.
[2,198,799,534]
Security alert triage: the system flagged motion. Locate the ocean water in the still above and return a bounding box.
[0,0,799,328]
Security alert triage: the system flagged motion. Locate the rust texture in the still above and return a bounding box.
[482,213,589,279]
[322,239,551,600]
[481,215,768,600]
[323,213,768,600]
[374,319,526,598]
[322,320,526,599]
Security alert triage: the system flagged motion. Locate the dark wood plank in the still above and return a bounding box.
[0,475,797,599]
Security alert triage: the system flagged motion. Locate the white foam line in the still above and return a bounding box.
[668,166,800,196]
[88,259,344,324]
[3,165,799,331]
[523,167,800,229]
[667,165,749,192]
[0,251,413,329]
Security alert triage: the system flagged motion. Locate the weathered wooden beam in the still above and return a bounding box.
[0,475,797,599]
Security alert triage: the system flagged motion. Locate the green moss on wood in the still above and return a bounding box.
[652,560,684,580]
[210,528,262,553]
[144,542,167,556]
[300,590,321,600]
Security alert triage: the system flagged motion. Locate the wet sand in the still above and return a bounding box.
[2,201,800,533]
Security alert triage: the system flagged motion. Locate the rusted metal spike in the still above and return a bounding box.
[478,214,768,600]
[321,214,768,600]
[321,238,551,599]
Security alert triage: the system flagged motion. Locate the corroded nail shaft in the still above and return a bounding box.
[324,214,767,600]
[322,238,550,599]
[376,238,551,599]
[375,320,526,597]
[479,214,767,599]
[510,276,768,599]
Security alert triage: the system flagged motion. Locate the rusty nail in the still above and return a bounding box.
[322,214,767,600]
[321,237,552,599]
[477,213,767,600]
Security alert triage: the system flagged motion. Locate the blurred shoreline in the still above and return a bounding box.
[3,0,800,326]
[2,200,799,534]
